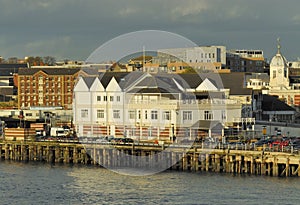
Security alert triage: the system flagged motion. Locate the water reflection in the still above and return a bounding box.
[1,161,300,205]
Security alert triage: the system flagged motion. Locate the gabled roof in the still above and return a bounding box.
[118,72,146,90]
[177,74,203,89]
[106,77,122,92]
[99,72,130,88]
[73,77,89,92]
[196,78,218,91]
[90,78,105,92]
[82,77,96,89]
[126,73,183,94]
[177,73,251,95]
[75,72,252,96]
[219,73,252,95]
[135,76,157,87]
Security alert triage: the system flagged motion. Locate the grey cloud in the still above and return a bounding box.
[0,0,300,60]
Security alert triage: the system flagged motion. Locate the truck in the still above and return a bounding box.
[50,127,66,137]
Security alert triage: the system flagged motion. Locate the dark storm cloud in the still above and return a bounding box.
[0,0,300,60]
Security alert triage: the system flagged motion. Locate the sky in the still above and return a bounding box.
[1,0,300,62]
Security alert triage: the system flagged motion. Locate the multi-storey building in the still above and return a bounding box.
[17,68,82,110]
[73,72,244,141]
[153,46,226,69]
[226,49,266,72]
[289,61,300,91]
[0,63,28,102]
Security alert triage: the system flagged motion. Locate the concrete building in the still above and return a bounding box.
[226,49,266,72]
[153,46,226,69]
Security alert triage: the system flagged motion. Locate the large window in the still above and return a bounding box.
[97,96,101,102]
[81,109,88,118]
[97,110,105,119]
[151,110,158,120]
[204,111,213,120]
[113,110,120,119]
[163,111,171,120]
[183,111,192,121]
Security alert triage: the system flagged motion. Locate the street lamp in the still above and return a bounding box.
[171,123,175,142]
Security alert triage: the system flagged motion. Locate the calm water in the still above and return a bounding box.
[1,161,300,205]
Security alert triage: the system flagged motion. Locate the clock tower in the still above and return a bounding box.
[269,38,290,89]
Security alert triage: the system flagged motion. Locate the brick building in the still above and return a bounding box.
[17,68,82,110]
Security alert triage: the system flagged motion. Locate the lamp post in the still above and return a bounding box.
[171,123,175,142]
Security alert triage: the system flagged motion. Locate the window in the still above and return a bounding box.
[145,110,148,120]
[222,110,226,120]
[104,96,107,101]
[113,110,120,119]
[129,110,135,119]
[183,111,192,121]
[117,96,121,102]
[97,110,104,119]
[148,128,152,137]
[204,111,213,120]
[110,96,114,102]
[151,111,158,120]
[138,110,141,119]
[273,70,276,79]
[163,111,170,120]
[97,96,101,102]
[81,109,88,118]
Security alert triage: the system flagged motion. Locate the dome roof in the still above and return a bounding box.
[270,38,287,67]
[270,53,287,67]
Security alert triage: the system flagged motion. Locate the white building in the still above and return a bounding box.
[154,46,226,67]
[264,39,300,107]
[73,72,242,141]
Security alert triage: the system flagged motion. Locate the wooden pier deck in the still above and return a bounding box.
[1,141,300,177]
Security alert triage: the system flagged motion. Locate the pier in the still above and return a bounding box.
[1,140,300,177]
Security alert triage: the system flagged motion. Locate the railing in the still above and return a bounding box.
[128,100,178,106]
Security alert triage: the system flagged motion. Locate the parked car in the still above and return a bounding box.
[120,138,134,144]
[228,142,245,150]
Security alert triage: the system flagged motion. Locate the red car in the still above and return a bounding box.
[270,139,289,149]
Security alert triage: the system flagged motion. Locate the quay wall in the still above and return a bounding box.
[1,141,300,177]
